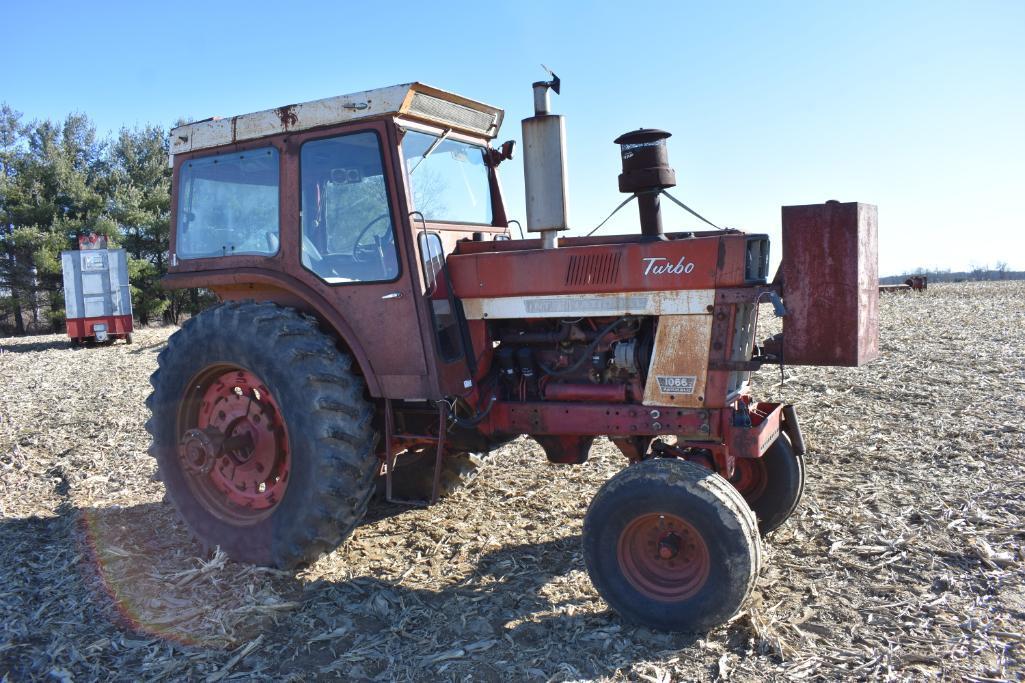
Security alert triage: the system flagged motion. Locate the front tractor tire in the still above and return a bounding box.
[145,301,378,569]
[729,435,805,536]
[583,458,761,632]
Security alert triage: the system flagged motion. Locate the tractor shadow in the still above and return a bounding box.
[127,338,167,355]
[0,338,72,354]
[0,500,715,680]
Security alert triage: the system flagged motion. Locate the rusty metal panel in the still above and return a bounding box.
[447,236,725,298]
[781,201,879,366]
[726,402,783,458]
[643,315,712,407]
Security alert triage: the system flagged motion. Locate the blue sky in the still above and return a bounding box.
[3,1,1023,275]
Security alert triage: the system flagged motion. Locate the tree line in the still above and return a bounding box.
[880,263,1025,285]
[0,104,212,336]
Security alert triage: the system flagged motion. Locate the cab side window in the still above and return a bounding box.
[176,148,280,259]
[300,132,399,283]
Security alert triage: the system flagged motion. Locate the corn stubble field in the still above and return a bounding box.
[1,281,1023,681]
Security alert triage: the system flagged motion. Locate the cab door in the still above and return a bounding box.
[292,123,430,398]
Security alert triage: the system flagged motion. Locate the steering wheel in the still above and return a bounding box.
[352,213,393,263]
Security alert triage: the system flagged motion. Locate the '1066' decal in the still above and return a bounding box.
[656,375,697,394]
[642,256,696,276]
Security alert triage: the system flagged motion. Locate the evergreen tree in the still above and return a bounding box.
[0,104,27,333]
[0,106,218,335]
[108,125,172,324]
[0,111,110,331]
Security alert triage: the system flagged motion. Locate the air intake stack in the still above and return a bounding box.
[522,73,569,249]
[614,129,676,239]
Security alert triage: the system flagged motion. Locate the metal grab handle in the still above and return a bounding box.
[409,211,440,296]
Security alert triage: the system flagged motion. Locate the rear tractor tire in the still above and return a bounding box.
[729,435,804,536]
[583,458,761,632]
[145,301,378,568]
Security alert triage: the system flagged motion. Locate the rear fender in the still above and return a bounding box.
[161,270,380,396]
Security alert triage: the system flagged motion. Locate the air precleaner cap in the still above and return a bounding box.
[614,129,676,194]
[614,129,676,238]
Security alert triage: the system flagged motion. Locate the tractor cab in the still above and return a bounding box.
[165,84,511,399]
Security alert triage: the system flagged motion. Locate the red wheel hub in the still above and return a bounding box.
[179,367,290,520]
[617,513,710,602]
[729,458,768,500]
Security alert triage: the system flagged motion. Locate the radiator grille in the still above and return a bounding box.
[745,235,770,283]
[565,252,622,286]
[728,303,757,395]
[408,92,498,135]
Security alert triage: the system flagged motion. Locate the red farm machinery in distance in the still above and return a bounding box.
[61,234,134,346]
[147,75,879,632]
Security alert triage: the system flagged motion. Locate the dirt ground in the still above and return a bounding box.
[1,281,1023,681]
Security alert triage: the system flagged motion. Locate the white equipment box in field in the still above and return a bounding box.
[61,239,134,345]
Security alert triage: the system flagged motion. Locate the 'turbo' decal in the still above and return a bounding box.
[642,256,696,276]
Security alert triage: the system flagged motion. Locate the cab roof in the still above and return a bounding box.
[169,83,504,160]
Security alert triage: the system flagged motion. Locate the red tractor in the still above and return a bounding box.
[149,76,878,632]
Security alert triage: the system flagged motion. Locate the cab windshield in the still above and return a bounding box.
[401,130,492,225]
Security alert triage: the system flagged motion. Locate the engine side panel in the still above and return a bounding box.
[643,315,713,408]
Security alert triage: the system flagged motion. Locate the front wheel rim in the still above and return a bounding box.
[729,458,768,501]
[177,366,291,524]
[617,512,711,601]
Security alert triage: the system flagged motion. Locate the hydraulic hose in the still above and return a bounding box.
[449,394,497,429]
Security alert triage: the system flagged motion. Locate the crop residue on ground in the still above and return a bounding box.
[1,281,1023,680]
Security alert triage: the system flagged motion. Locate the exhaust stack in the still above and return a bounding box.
[614,129,676,239]
[522,74,569,249]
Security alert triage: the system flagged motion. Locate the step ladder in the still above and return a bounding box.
[382,398,447,506]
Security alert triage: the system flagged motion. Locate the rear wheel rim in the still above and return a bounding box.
[617,512,710,601]
[177,366,291,524]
